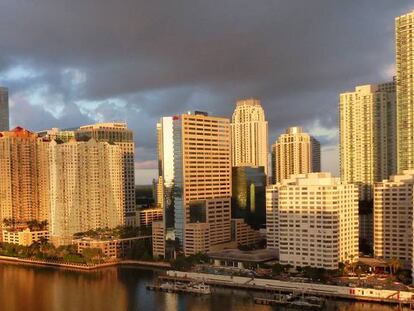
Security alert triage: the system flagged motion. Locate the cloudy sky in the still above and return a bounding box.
[1,1,412,184]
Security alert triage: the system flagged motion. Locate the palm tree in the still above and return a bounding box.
[348,254,356,274]
[39,220,48,230]
[388,257,401,275]
[3,218,17,229]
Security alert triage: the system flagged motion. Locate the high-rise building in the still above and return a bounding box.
[339,83,396,201]
[48,139,124,243]
[374,170,414,267]
[76,122,135,225]
[156,117,175,231]
[396,11,414,172]
[0,127,49,230]
[154,112,233,257]
[266,172,359,269]
[231,99,269,175]
[231,166,266,229]
[174,112,232,255]
[0,87,9,131]
[272,127,320,183]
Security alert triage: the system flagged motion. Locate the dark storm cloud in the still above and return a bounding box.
[0,0,412,182]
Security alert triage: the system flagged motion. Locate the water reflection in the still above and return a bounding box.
[0,263,410,311]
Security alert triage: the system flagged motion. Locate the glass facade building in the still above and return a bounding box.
[232,166,266,229]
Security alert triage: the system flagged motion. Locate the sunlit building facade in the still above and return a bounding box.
[154,112,232,256]
[174,112,232,255]
[272,127,320,183]
[231,98,269,175]
[374,171,414,267]
[48,139,124,243]
[339,83,396,201]
[76,122,136,225]
[266,173,359,270]
[396,11,414,172]
[0,127,49,233]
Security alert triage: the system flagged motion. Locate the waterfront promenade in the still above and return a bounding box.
[0,255,170,270]
[165,270,414,306]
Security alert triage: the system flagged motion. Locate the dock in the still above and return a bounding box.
[254,293,325,309]
[162,270,414,307]
[146,281,211,295]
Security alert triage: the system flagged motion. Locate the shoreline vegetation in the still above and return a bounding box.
[0,224,164,271]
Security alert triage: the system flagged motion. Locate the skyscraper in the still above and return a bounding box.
[48,139,124,244]
[272,127,320,183]
[154,112,232,257]
[156,117,175,231]
[339,83,396,201]
[75,122,136,225]
[374,170,414,267]
[396,11,414,171]
[231,99,269,175]
[266,172,359,270]
[0,127,49,230]
[0,87,9,131]
[174,112,232,255]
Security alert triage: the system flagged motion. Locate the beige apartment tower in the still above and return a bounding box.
[374,170,414,267]
[272,127,320,183]
[396,11,414,171]
[266,173,359,269]
[231,98,269,175]
[76,122,136,225]
[339,83,396,201]
[48,139,124,242]
[0,127,49,231]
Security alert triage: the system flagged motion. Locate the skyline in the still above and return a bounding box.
[1,1,413,184]
[2,4,414,309]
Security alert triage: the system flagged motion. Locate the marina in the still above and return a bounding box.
[2,262,413,311]
[163,270,414,307]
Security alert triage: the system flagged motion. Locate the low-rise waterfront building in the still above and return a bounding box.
[73,236,151,259]
[2,228,49,246]
[208,248,278,269]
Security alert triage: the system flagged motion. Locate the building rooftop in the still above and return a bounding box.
[207,248,278,263]
[0,126,36,138]
[79,122,128,130]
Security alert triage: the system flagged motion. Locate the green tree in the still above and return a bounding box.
[128,239,151,260]
[396,269,412,284]
[82,248,104,264]
[171,256,194,271]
